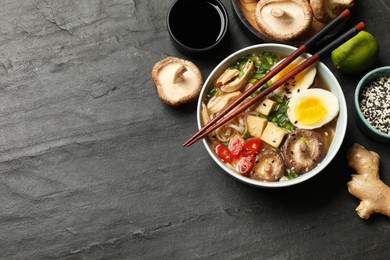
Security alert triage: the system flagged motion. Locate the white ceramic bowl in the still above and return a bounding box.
[197,44,347,188]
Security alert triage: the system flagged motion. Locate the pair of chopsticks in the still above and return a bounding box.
[183,9,365,147]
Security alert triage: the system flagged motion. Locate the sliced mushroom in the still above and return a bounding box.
[255,0,313,42]
[207,91,241,114]
[281,129,325,173]
[151,56,203,106]
[201,102,210,126]
[310,0,354,23]
[250,149,285,182]
[221,61,254,93]
[201,102,219,141]
[215,68,240,87]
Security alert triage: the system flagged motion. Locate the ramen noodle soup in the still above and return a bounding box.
[201,52,339,182]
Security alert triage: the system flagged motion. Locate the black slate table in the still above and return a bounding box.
[1,0,389,259]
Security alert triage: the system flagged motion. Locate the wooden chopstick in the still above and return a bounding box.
[183,9,352,147]
[183,21,365,147]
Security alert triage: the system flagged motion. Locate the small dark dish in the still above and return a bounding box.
[167,0,229,56]
[354,66,390,143]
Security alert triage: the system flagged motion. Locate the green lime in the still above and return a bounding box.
[331,31,379,74]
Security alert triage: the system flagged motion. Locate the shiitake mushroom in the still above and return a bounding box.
[281,129,325,173]
[250,149,285,182]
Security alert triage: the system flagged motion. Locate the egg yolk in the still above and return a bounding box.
[274,61,306,90]
[294,96,327,125]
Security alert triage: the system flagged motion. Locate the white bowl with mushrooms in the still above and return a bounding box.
[197,44,347,188]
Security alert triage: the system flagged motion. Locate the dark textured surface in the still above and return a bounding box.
[0,0,389,259]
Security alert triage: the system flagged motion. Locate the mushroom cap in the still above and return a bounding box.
[310,0,354,24]
[255,0,313,42]
[325,0,354,19]
[310,0,330,23]
[281,129,325,173]
[250,149,285,182]
[151,56,203,106]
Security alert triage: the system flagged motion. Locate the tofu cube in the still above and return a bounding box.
[255,99,276,116]
[246,115,267,138]
[261,122,287,148]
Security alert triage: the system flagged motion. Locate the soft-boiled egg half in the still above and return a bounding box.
[272,57,317,98]
[287,88,339,129]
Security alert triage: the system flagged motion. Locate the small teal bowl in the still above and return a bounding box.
[354,66,390,143]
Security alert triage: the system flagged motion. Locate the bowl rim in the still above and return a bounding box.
[166,0,229,53]
[354,66,390,139]
[197,43,347,188]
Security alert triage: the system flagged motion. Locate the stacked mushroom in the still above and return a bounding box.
[255,0,354,42]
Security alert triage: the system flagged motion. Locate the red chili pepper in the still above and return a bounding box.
[214,144,233,163]
[242,138,262,157]
[237,155,255,175]
[228,136,243,159]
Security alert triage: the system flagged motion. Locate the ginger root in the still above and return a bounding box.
[347,143,390,219]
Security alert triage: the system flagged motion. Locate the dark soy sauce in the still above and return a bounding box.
[169,0,226,49]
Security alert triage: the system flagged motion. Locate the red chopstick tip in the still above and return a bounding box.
[340,8,351,18]
[355,22,366,31]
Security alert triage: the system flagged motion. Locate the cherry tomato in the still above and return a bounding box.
[214,144,233,163]
[228,136,243,159]
[236,155,255,175]
[242,138,262,157]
